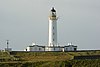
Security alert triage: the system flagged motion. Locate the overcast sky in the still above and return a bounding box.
[0,0,100,50]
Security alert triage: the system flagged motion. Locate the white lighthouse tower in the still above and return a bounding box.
[48,7,57,47]
[24,7,77,52]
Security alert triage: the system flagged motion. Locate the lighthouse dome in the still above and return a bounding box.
[51,7,56,12]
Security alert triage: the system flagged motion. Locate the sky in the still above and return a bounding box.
[0,0,100,50]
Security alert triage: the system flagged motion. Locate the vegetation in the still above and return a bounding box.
[0,50,100,67]
[0,60,100,67]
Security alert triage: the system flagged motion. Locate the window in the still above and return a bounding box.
[66,48,68,50]
[39,48,41,51]
[53,33,55,35]
[53,39,54,41]
[74,48,76,51]
[53,27,54,29]
[54,47,55,50]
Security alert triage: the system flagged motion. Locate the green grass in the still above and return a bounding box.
[10,52,73,61]
[0,50,100,62]
[0,60,100,67]
[0,50,100,67]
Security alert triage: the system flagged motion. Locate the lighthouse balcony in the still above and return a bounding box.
[49,17,57,20]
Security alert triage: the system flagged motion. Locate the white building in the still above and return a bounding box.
[5,48,12,52]
[26,45,45,51]
[45,46,63,51]
[48,7,57,47]
[64,43,77,51]
[4,40,12,52]
[24,7,77,52]
[24,42,77,52]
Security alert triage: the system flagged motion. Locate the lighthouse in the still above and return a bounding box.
[48,7,57,47]
[24,7,77,52]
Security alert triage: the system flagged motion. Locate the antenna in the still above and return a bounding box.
[6,40,9,49]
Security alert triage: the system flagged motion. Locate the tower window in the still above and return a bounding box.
[53,33,55,35]
[53,27,54,29]
[53,39,54,41]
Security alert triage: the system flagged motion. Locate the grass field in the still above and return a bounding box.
[0,50,100,67]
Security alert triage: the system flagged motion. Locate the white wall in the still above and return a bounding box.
[45,46,62,51]
[25,45,77,51]
[64,45,77,51]
[26,46,45,51]
[48,8,57,47]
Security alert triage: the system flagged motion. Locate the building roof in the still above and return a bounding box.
[64,45,77,47]
[28,45,77,48]
[45,46,63,48]
[29,45,45,48]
